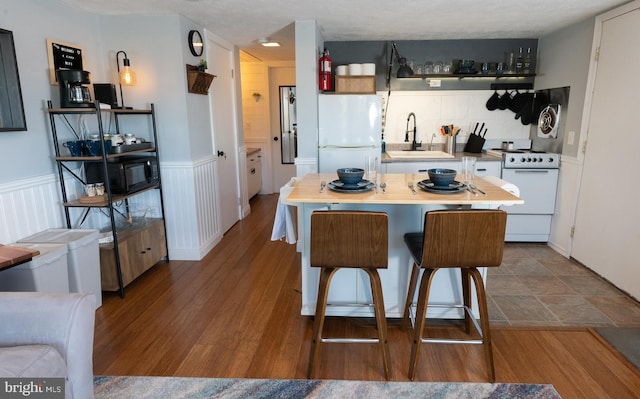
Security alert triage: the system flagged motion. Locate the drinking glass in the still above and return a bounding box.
[365,155,378,181]
[461,156,476,185]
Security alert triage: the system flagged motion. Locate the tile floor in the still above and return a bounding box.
[487,243,640,327]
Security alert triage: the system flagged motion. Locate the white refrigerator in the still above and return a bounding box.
[318,94,382,173]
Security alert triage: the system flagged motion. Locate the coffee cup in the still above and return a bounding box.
[63,140,83,156]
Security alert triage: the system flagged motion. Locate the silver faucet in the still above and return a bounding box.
[405,112,421,151]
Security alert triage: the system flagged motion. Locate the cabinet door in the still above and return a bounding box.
[475,161,501,178]
[140,219,167,269]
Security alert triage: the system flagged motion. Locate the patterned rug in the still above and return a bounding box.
[94,376,562,398]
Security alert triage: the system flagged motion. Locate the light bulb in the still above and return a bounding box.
[119,59,137,86]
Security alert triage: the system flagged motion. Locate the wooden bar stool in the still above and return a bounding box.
[307,210,391,380]
[401,209,507,382]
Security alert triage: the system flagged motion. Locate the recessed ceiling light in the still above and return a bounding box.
[258,37,280,47]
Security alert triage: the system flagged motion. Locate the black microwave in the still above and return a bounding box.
[85,156,159,194]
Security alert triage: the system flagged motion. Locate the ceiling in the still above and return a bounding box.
[60,0,629,62]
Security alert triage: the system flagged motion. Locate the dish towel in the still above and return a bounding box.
[482,175,520,206]
[271,177,298,244]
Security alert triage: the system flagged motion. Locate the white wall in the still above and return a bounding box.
[537,17,596,159]
[536,18,598,256]
[294,20,322,171]
[381,90,530,146]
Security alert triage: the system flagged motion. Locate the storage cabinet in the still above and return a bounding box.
[99,218,166,291]
[47,101,168,297]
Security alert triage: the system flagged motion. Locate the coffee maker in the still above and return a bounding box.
[57,69,94,108]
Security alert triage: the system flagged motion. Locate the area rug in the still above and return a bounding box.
[94,376,562,398]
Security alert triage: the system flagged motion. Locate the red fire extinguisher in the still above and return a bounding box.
[319,48,331,91]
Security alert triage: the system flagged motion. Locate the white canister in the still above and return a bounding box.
[124,133,136,145]
[361,63,376,76]
[110,134,123,146]
[348,63,362,76]
[335,65,348,76]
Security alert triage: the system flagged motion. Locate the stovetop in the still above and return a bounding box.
[486,148,560,169]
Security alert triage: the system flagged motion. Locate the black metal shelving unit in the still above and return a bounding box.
[46,100,168,298]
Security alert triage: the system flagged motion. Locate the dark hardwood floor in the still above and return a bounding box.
[93,194,640,398]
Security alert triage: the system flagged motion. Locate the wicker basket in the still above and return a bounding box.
[186,64,216,95]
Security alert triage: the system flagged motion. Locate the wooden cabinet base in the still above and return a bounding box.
[99,218,167,291]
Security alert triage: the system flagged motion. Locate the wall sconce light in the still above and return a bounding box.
[386,41,414,87]
[116,50,137,109]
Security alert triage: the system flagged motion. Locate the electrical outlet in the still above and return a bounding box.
[567,130,575,145]
[428,79,441,88]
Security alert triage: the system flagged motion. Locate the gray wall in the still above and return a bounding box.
[536,17,596,158]
[0,0,103,183]
[326,39,538,91]
[0,0,219,185]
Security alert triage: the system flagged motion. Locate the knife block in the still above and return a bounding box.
[464,133,485,153]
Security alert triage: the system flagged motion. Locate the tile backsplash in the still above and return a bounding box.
[380,90,530,147]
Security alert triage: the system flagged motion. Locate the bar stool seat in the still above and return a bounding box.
[307,210,391,380]
[401,209,507,382]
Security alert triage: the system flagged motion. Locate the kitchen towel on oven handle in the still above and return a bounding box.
[483,175,520,205]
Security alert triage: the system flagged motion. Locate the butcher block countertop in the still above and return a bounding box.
[0,244,39,271]
[286,173,523,205]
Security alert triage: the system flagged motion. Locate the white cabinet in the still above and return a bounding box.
[383,158,501,178]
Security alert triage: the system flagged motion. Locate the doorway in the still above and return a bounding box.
[269,66,296,191]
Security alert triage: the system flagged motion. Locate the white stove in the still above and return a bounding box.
[486,149,560,169]
[486,148,560,242]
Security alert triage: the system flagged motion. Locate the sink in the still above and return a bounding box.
[385,150,455,159]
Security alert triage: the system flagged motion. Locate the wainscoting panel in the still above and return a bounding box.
[161,158,222,260]
[0,173,81,244]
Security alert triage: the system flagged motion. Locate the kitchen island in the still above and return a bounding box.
[286,173,522,318]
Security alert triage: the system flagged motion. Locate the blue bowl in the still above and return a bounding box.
[337,168,364,185]
[428,168,457,187]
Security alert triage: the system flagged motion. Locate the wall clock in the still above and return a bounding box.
[188,30,203,56]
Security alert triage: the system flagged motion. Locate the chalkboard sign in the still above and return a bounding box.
[46,39,84,85]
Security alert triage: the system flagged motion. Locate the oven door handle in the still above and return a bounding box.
[512,169,552,173]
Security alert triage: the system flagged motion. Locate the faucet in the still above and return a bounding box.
[405,112,421,151]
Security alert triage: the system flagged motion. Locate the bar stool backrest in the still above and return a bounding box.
[310,211,388,269]
[421,210,507,269]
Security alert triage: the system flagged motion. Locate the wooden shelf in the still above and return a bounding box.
[48,107,152,115]
[186,64,215,95]
[55,147,157,161]
[401,73,536,79]
[63,185,160,208]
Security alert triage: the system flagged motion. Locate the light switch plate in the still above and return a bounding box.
[567,130,575,145]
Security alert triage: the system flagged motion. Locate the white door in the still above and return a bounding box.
[207,38,240,233]
[572,6,640,299]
